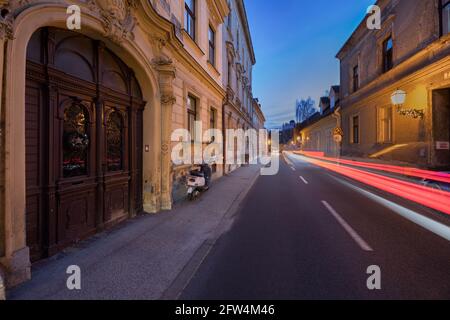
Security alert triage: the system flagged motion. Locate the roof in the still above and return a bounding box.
[331,85,340,94]
[319,97,330,105]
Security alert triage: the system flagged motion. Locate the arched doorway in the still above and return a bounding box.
[25,27,146,261]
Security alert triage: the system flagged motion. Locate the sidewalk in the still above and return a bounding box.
[7,165,261,300]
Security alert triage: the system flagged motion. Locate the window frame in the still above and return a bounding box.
[440,0,450,37]
[210,107,217,130]
[184,0,196,41]
[208,25,216,66]
[382,36,394,73]
[353,64,359,92]
[351,115,360,144]
[377,105,394,144]
[187,94,197,141]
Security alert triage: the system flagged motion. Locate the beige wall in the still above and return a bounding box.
[337,0,450,166]
[301,115,339,158]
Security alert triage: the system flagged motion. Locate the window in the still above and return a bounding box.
[383,37,393,73]
[353,65,359,92]
[208,26,216,66]
[184,0,196,40]
[351,116,360,144]
[63,104,90,178]
[378,106,393,143]
[187,95,197,140]
[106,111,124,172]
[442,0,450,36]
[210,108,217,129]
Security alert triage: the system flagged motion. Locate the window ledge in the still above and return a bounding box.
[207,61,221,77]
[182,30,205,56]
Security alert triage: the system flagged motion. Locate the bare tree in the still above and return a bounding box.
[296,97,316,124]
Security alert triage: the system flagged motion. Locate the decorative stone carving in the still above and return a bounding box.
[91,0,137,44]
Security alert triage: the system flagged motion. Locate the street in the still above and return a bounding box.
[180,153,450,300]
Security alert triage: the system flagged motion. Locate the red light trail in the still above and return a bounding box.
[295,154,450,215]
[296,151,450,184]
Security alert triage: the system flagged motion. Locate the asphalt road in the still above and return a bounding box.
[180,153,450,300]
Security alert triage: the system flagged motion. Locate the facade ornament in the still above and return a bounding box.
[92,0,137,44]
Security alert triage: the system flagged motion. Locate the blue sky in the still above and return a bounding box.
[245,0,375,128]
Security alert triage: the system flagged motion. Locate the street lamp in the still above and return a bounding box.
[390,89,424,119]
[391,89,406,107]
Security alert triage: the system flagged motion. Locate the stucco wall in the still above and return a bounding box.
[340,0,440,99]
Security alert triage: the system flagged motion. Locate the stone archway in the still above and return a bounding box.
[0,3,162,286]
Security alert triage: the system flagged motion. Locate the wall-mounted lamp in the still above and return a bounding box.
[390,89,424,119]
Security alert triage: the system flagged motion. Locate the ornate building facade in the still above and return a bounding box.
[222,0,264,173]
[0,0,264,289]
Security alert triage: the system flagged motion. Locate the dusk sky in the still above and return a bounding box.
[246,0,375,128]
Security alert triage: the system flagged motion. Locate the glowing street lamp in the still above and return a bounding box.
[391,89,406,106]
[391,89,424,119]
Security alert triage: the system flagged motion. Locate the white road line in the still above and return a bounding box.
[299,176,309,184]
[321,201,374,252]
[331,175,450,242]
[290,166,296,171]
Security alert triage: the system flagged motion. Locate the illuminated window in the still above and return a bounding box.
[106,111,124,172]
[378,106,393,143]
[63,104,89,178]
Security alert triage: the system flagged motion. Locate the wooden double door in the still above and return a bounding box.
[25,28,145,261]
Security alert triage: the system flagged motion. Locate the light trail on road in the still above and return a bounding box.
[290,153,450,216]
[296,151,450,184]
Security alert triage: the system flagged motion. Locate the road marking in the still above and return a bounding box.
[299,176,309,184]
[291,166,296,171]
[331,175,450,242]
[321,200,374,252]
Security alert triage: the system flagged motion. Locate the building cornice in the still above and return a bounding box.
[236,0,256,65]
[207,0,231,24]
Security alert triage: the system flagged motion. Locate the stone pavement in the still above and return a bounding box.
[7,165,261,300]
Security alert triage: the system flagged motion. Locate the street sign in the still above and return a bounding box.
[333,127,343,143]
[436,141,450,150]
[333,135,343,143]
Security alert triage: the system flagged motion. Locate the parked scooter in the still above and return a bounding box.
[186,164,212,201]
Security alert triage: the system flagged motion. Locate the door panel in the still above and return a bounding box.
[25,80,44,262]
[58,187,96,245]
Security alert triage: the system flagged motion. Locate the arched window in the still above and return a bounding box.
[106,111,124,172]
[63,104,90,178]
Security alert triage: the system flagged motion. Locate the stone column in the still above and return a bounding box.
[152,57,176,211]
